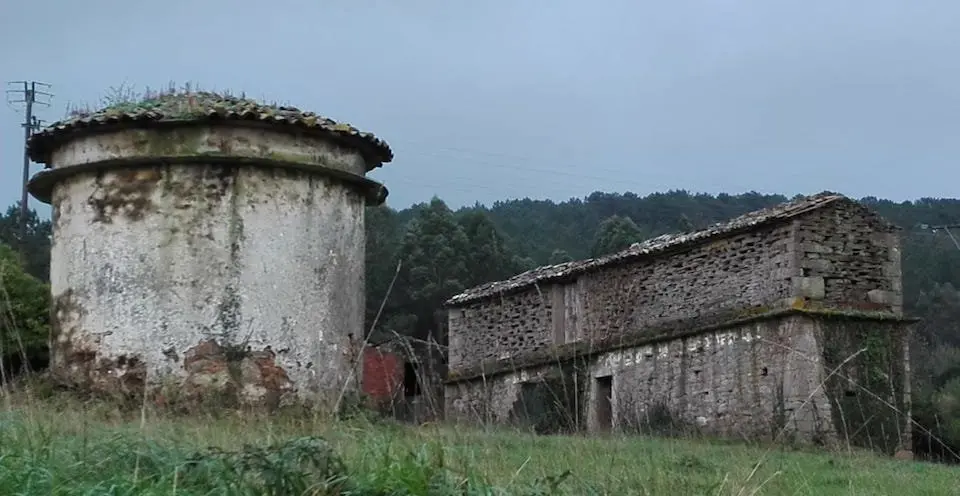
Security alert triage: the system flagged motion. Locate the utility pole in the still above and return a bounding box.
[5,81,52,255]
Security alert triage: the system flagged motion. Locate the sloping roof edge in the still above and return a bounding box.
[445,192,898,307]
[27,91,393,167]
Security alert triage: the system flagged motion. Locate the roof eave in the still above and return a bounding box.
[27,118,394,167]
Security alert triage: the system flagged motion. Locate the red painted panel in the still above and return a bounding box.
[362,347,403,400]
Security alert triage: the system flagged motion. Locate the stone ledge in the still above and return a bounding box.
[27,155,389,206]
[445,302,917,384]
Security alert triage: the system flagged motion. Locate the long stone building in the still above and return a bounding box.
[443,192,913,455]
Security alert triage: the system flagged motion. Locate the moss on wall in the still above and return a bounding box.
[816,316,910,454]
[507,358,589,434]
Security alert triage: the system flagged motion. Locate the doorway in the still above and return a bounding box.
[595,375,613,432]
[403,361,421,397]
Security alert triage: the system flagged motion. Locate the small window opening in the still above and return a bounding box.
[844,390,856,397]
[760,367,769,377]
[403,361,421,397]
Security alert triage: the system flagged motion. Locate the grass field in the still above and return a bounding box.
[0,390,957,495]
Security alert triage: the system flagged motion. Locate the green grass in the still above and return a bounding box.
[0,392,957,495]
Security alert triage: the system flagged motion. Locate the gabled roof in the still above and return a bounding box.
[27,91,393,167]
[445,192,897,307]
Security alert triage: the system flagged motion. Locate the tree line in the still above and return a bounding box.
[2,190,960,460]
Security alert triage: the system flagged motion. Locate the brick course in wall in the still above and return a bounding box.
[362,347,403,403]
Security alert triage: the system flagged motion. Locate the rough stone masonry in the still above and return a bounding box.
[444,193,914,456]
[26,91,393,410]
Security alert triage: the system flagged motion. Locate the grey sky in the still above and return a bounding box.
[2,1,959,214]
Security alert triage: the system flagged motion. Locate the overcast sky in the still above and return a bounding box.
[2,1,959,215]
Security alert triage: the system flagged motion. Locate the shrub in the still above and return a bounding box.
[0,243,50,375]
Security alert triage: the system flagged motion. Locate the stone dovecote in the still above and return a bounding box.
[27,91,393,411]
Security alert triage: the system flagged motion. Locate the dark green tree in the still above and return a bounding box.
[457,210,519,287]
[934,378,960,444]
[0,243,51,376]
[590,215,645,257]
[391,198,470,341]
[548,249,573,265]
[0,203,52,282]
[512,255,537,272]
[364,205,403,339]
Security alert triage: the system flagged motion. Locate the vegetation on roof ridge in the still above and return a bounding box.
[64,82,327,123]
[32,81,393,164]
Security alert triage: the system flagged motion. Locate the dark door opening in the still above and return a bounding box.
[403,361,421,397]
[595,375,613,432]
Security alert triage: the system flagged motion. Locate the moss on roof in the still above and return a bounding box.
[27,90,393,166]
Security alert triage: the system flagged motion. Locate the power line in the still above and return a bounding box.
[379,141,960,211]
[392,137,645,179]
[395,146,665,189]
[5,81,52,255]
[382,168,960,246]
[918,224,960,252]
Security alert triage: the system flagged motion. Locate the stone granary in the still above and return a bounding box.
[444,192,914,456]
[26,91,392,410]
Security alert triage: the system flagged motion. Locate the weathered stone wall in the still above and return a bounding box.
[814,317,911,454]
[587,317,819,440]
[445,200,910,453]
[448,289,553,369]
[795,202,901,314]
[577,222,796,342]
[448,221,797,371]
[448,200,903,376]
[446,313,911,453]
[445,360,582,430]
[45,125,370,409]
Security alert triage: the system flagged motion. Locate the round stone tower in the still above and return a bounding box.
[26,91,393,410]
